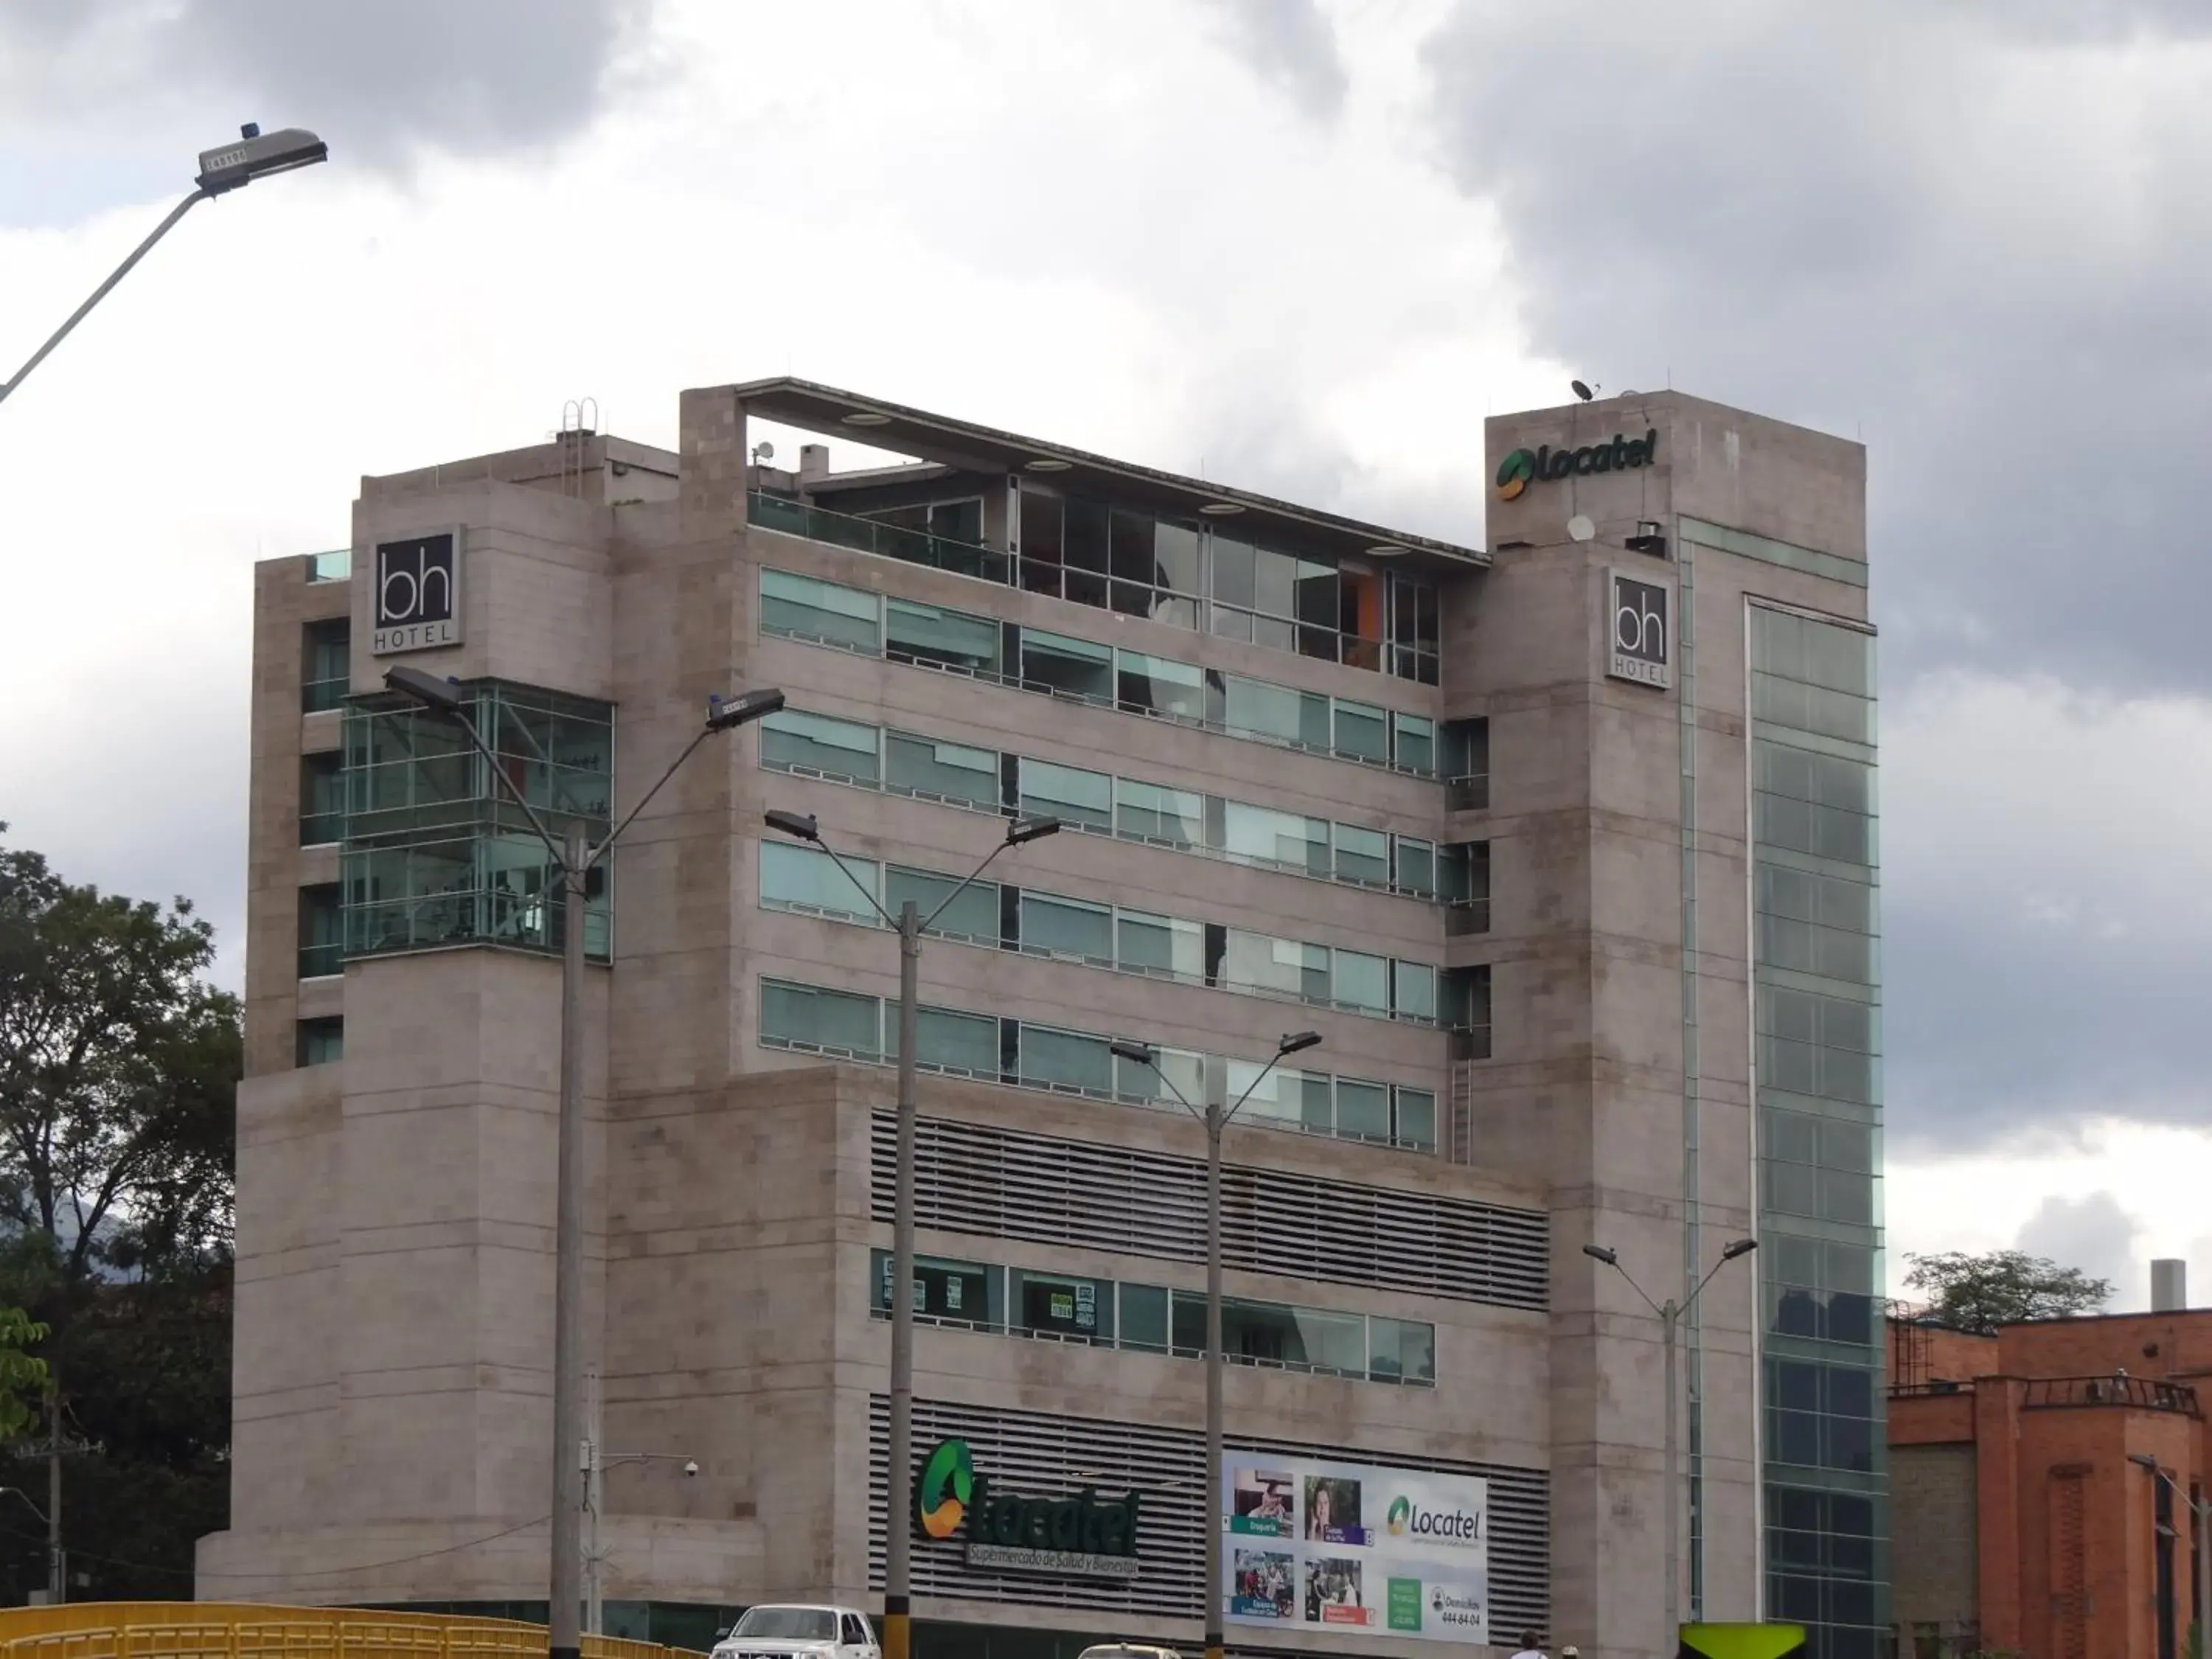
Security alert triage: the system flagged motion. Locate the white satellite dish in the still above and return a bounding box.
[1566,514,1596,543]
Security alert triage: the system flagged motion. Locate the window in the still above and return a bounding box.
[1370,1316,1437,1383]
[1444,965,1492,1061]
[761,978,881,1059]
[295,1016,343,1068]
[761,709,880,785]
[1018,757,1113,833]
[1117,910,1203,981]
[855,498,997,580]
[841,1618,869,1648]
[886,865,998,943]
[1394,1087,1438,1151]
[1332,700,1389,765]
[1392,960,1438,1023]
[1222,930,1327,1003]
[1441,841,1490,932]
[1015,1269,1113,1341]
[1389,571,1440,684]
[1174,1294,1374,1379]
[887,597,1001,677]
[759,568,880,653]
[1394,835,1436,897]
[1443,717,1489,810]
[1118,650,1204,723]
[872,1248,999,1329]
[1116,777,1202,846]
[1392,712,1436,775]
[1333,1079,1391,1142]
[299,883,343,978]
[891,1006,1001,1077]
[1020,892,1114,964]
[1225,1059,1321,1133]
[1019,628,1115,703]
[1017,1024,1116,1096]
[302,618,350,713]
[761,841,879,923]
[886,731,998,810]
[1225,801,1330,876]
[1333,950,1388,1015]
[1120,1283,1170,1352]
[1332,821,1388,886]
[300,751,344,845]
[1217,675,1329,751]
[1115,1043,1206,1111]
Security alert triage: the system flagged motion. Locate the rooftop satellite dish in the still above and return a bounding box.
[1566,514,1596,543]
[1571,379,1596,403]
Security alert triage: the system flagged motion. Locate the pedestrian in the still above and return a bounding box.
[1509,1632,1545,1659]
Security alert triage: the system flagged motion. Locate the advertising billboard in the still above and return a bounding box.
[1221,1456,1489,1644]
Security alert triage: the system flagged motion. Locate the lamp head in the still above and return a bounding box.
[2130,1452,2163,1471]
[1276,1031,1323,1057]
[195,125,328,195]
[707,686,786,731]
[763,810,821,844]
[1005,815,1061,846]
[383,664,467,714]
[1108,1040,1156,1067]
[1582,1243,1619,1266]
[1722,1237,1760,1262]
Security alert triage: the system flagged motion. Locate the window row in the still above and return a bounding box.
[759,706,1484,904]
[759,977,1450,1153]
[759,841,1471,1024]
[868,1249,1437,1385]
[761,566,1457,776]
[345,686,613,829]
[751,487,1443,684]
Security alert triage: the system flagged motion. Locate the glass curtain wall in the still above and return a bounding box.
[340,681,615,963]
[1749,605,1886,1659]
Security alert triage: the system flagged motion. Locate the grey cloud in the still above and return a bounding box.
[0,0,653,188]
[1199,0,1348,122]
[2016,1192,2140,1307]
[1420,1,2212,698]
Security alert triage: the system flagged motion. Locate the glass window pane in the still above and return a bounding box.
[760,568,880,653]
[1019,758,1114,832]
[886,865,998,943]
[1394,1088,1436,1150]
[1393,712,1436,774]
[760,841,879,922]
[1226,1059,1306,1129]
[1333,822,1388,886]
[886,731,998,809]
[1016,1270,1113,1340]
[887,598,1001,677]
[1223,930,1327,1001]
[1334,950,1388,1015]
[1155,521,1200,597]
[1018,1024,1114,1096]
[1020,892,1114,964]
[1392,960,1438,1022]
[1333,700,1388,764]
[761,710,880,785]
[1220,676,1330,749]
[761,979,880,1057]
[1225,801,1330,875]
[1395,835,1436,897]
[1116,1043,1206,1110]
[1121,1283,1169,1352]
[1020,629,1115,703]
[1335,1079,1390,1141]
[894,1006,999,1077]
[1119,910,1203,981]
[1253,547,1298,619]
[1211,534,1256,608]
[1118,650,1205,723]
[1116,777,1203,846]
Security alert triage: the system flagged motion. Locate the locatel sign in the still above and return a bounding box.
[914,1438,1142,1581]
[1495,430,1658,500]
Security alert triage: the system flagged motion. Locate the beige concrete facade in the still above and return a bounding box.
[207,382,1875,1659]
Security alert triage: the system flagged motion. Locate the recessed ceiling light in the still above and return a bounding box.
[1025,457,1071,473]
[841,411,891,428]
[1198,501,1245,516]
[1364,544,1411,558]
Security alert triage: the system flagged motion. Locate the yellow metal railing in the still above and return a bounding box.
[0,1603,702,1659]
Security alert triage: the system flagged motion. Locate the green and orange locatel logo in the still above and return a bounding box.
[1494,448,1537,501]
[915,1438,974,1539]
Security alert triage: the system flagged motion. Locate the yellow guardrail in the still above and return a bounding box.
[0,1602,704,1658]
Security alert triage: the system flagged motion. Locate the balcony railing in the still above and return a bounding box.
[2023,1375,2200,1415]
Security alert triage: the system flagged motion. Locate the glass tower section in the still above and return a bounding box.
[1748,604,1885,1659]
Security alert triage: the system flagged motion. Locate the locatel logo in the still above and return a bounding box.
[372,532,464,655]
[1494,448,1537,501]
[916,1439,975,1540]
[1495,430,1659,499]
[1607,568,1672,690]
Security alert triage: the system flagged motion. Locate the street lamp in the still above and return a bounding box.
[1109,1029,1322,1659]
[0,122,329,407]
[2129,1451,2208,1653]
[764,805,1060,1659]
[388,667,784,1659]
[1583,1236,1758,1652]
[582,1445,698,1636]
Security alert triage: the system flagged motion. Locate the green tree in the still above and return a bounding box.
[0,1309,49,1440]
[1904,1248,2113,1334]
[0,828,240,1598]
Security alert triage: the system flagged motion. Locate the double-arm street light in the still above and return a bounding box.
[1,123,328,408]
[387,667,785,1659]
[1109,1030,1322,1659]
[762,806,1060,1659]
[1582,1236,1759,1652]
[2129,1450,2209,1652]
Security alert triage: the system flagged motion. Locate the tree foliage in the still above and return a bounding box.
[1904,1248,2113,1334]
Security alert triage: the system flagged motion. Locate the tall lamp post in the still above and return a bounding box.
[1582,1235,1759,1652]
[762,806,1060,1659]
[1109,1031,1323,1659]
[2129,1451,2210,1654]
[1,123,328,407]
[387,667,785,1659]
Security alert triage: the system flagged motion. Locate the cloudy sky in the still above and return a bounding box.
[5,0,2211,1305]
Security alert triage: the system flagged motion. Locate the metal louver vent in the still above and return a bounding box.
[872,1111,1548,1311]
[869,1397,1549,1635]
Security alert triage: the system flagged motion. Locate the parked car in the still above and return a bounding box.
[712,1605,882,1659]
[1077,1644,1183,1659]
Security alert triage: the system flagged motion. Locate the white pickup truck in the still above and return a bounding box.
[712,1605,883,1659]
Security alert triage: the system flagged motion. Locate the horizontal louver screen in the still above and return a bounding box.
[873,1112,1548,1311]
[869,1397,1549,1637]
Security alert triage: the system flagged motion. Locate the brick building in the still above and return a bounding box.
[1888,1277,2210,1659]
